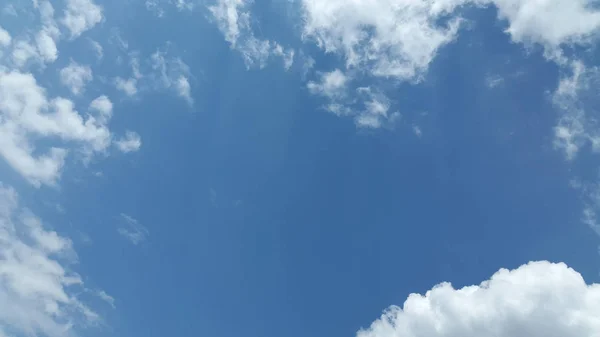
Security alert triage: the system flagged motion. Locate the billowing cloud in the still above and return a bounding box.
[491,0,600,61]
[301,0,466,81]
[359,261,600,337]
[0,183,102,337]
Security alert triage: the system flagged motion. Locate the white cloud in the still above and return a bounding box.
[491,0,600,61]
[552,61,600,160]
[61,0,104,39]
[115,77,138,96]
[35,30,58,63]
[307,69,348,99]
[115,131,142,153]
[145,0,165,18]
[96,290,115,309]
[34,0,60,64]
[0,183,101,337]
[59,61,93,95]
[413,125,422,137]
[0,70,112,187]
[359,261,600,337]
[272,43,295,70]
[208,0,248,47]
[208,0,296,69]
[89,39,103,60]
[173,0,195,11]
[89,95,113,122]
[2,4,17,17]
[0,26,11,47]
[150,50,194,103]
[355,87,400,129]
[11,41,39,68]
[175,75,193,104]
[301,0,467,81]
[118,213,148,245]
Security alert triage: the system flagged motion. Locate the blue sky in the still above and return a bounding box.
[2,1,600,337]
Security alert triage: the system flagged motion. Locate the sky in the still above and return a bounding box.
[2,0,600,337]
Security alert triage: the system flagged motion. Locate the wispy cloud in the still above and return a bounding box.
[118,213,149,245]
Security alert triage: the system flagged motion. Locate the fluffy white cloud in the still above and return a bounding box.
[118,213,148,245]
[0,183,101,337]
[491,0,600,61]
[301,0,468,81]
[115,131,142,153]
[0,70,112,186]
[59,61,93,95]
[359,261,600,337]
[61,0,104,39]
[298,0,600,128]
[89,95,113,121]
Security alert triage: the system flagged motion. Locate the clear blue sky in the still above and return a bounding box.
[1,1,600,337]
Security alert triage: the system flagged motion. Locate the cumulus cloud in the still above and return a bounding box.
[118,213,148,245]
[59,61,93,95]
[89,95,113,120]
[298,0,600,129]
[359,261,600,337]
[115,131,142,153]
[208,0,295,69]
[491,0,600,61]
[0,183,102,337]
[61,0,104,39]
[301,0,467,81]
[0,70,113,187]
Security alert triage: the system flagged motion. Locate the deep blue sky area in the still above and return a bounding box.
[2,1,600,337]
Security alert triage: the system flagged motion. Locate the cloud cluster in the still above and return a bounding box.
[0,0,144,187]
[0,70,113,186]
[359,261,600,337]
[0,183,102,337]
[299,0,600,130]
